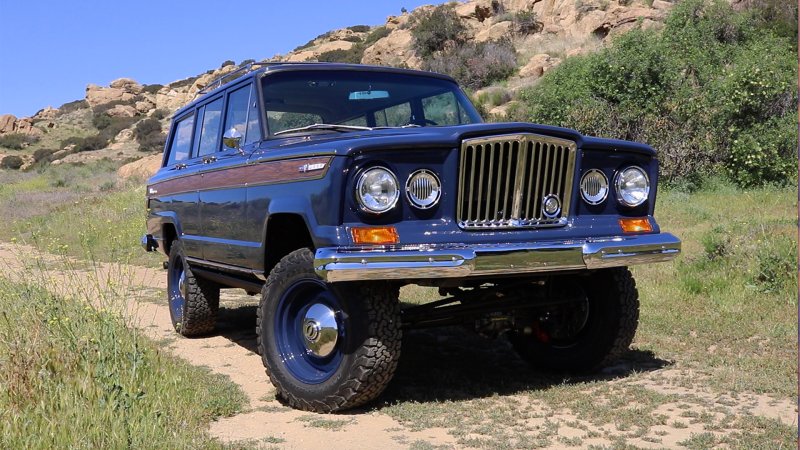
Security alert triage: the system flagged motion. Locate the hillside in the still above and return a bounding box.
[0,0,674,170]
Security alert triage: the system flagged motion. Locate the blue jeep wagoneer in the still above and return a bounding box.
[142,63,681,412]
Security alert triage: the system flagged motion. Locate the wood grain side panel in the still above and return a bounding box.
[148,156,332,197]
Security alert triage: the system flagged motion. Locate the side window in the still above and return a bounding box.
[196,98,224,157]
[223,85,251,149]
[245,89,261,145]
[166,115,194,165]
[374,102,411,127]
[422,92,462,126]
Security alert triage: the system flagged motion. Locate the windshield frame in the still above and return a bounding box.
[257,67,483,138]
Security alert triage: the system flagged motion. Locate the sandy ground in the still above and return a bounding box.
[1,242,796,449]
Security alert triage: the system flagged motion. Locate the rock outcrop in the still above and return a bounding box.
[0,114,43,136]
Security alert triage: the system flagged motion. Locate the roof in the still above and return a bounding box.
[173,62,457,118]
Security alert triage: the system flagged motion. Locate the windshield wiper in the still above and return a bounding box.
[273,123,374,136]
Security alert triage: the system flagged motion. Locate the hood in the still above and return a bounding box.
[252,123,656,159]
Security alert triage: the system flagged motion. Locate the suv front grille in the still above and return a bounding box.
[456,133,577,229]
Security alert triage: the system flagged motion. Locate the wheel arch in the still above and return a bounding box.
[264,213,315,276]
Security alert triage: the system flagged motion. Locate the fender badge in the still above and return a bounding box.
[299,162,326,173]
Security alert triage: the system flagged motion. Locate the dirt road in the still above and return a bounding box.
[2,242,795,449]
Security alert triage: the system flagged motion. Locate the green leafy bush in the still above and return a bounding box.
[0,133,39,150]
[60,135,107,152]
[57,99,88,115]
[364,26,391,46]
[348,25,371,33]
[220,60,235,67]
[425,39,517,89]
[134,118,166,153]
[316,47,364,64]
[512,0,798,186]
[0,155,24,170]
[141,84,163,94]
[514,10,541,34]
[410,4,466,58]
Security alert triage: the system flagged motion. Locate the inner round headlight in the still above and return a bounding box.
[615,166,650,207]
[580,169,609,205]
[406,169,441,209]
[356,167,399,213]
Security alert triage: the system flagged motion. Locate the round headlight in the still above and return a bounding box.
[406,169,441,209]
[615,166,650,207]
[580,169,609,205]
[356,167,399,213]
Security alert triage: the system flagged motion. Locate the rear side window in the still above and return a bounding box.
[223,85,251,148]
[166,115,194,165]
[196,98,224,157]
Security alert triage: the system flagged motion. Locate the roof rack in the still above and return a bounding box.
[194,62,275,98]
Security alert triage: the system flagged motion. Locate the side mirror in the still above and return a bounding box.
[222,127,243,153]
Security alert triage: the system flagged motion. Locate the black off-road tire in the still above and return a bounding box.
[167,241,220,337]
[509,267,639,373]
[256,248,402,413]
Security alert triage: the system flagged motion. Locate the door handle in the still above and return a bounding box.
[202,156,217,164]
[174,163,187,170]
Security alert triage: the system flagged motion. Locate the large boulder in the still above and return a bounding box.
[0,115,16,134]
[85,78,143,108]
[519,53,562,79]
[106,104,137,118]
[85,84,135,108]
[361,29,422,69]
[34,106,59,120]
[117,154,162,180]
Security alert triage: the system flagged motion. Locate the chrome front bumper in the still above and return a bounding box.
[314,233,681,283]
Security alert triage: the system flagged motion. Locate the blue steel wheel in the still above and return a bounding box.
[274,280,343,384]
[166,241,219,337]
[257,248,402,413]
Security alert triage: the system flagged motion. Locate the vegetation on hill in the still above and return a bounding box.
[511,0,798,187]
[411,4,518,89]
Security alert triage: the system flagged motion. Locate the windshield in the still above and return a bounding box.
[261,70,482,136]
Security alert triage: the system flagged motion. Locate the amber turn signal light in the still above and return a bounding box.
[351,226,399,245]
[619,218,653,233]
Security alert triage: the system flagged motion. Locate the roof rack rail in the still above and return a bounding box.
[194,62,274,98]
[192,61,363,100]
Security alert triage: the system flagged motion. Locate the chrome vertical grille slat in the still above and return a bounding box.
[457,133,577,230]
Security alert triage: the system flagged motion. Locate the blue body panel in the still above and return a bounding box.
[145,64,662,278]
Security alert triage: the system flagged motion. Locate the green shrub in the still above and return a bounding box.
[348,25,371,33]
[514,10,541,34]
[0,155,24,170]
[57,99,88,115]
[0,133,38,150]
[513,0,798,186]
[364,26,391,46]
[342,35,363,43]
[316,47,364,64]
[425,39,517,89]
[60,135,107,152]
[167,76,198,90]
[141,84,163,94]
[410,4,466,58]
[751,234,798,293]
[33,148,58,164]
[134,118,166,153]
[220,60,235,67]
[151,109,169,120]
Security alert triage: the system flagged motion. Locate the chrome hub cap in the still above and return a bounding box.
[178,270,187,300]
[301,303,338,358]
